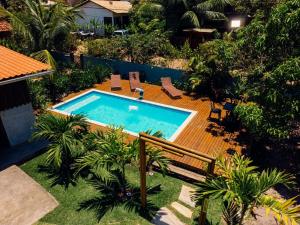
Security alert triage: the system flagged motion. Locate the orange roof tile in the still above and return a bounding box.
[0,46,51,81]
[0,20,11,32]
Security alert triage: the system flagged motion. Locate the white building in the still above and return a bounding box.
[76,0,132,35]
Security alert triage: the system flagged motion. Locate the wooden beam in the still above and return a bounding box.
[140,132,215,161]
[141,136,214,163]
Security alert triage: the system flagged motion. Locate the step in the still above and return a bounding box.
[178,185,196,208]
[152,207,185,225]
[171,202,193,218]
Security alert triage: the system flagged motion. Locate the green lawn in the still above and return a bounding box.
[21,153,222,225]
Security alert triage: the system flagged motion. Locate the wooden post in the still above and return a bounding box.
[199,160,216,225]
[139,137,147,209]
[199,198,209,225]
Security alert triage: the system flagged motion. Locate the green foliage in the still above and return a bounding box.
[193,154,299,225]
[133,0,231,31]
[234,102,264,136]
[86,37,126,59]
[32,114,89,187]
[69,68,96,92]
[231,0,279,16]
[188,40,236,93]
[0,0,80,51]
[27,79,49,110]
[128,1,165,33]
[234,58,300,139]
[87,63,112,83]
[43,72,70,102]
[0,0,80,66]
[264,0,300,63]
[86,31,178,64]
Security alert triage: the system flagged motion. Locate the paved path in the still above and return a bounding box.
[152,185,196,225]
[0,166,58,225]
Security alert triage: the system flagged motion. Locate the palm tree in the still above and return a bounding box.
[75,127,133,180]
[193,154,300,225]
[0,0,80,67]
[75,128,169,181]
[32,113,89,186]
[137,0,231,30]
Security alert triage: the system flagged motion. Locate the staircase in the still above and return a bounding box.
[152,185,196,225]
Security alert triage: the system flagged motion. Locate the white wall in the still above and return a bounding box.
[0,103,35,146]
[77,2,114,36]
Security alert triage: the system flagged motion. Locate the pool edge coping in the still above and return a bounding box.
[49,89,197,142]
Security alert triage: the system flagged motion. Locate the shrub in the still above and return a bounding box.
[27,79,49,110]
[86,38,126,59]
[86,63,112,83]
[70,68,97,92]
[43,73,71,102]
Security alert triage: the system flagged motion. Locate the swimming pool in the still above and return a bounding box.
[51,90,197,141]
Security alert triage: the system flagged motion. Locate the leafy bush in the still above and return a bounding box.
[187,40,237,97]
[43,73,70,102]
[69,68,97,92]
[86,31,178,64]
[86,37,126,59]
[86,63,112,83]
[27,79,49,110]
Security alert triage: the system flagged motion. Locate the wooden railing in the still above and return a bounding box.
[139,132,216,225]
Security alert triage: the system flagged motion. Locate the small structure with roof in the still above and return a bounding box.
[0,19,12,38]
[76,0,132,36]
[0,46,53,147]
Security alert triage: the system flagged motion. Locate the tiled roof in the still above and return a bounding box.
[0,46,51,81]
[89,0,132,14]
[0,20,12,32]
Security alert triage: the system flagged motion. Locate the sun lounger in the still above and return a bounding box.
[161,77,182,98]
[111,74,122,90]
[129,72,141,91]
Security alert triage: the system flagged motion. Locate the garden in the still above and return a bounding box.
[0,0,299,224]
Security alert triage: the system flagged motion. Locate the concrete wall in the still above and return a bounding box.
[52,52,185,83]
[0,103,35,146]
[82,56,185,83]
[77,1,113,35]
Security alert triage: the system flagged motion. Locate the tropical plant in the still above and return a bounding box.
[27,78,49,110]
[75,127,133,180]
[32,113,89,186]
[188,39,236,96]
[0,0,81,67]
[234,57,300,139]
[135,0,231,31]
[193,154,300,225]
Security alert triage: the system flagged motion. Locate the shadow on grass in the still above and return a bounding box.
[78,172,161,221]
[38,164,77,189]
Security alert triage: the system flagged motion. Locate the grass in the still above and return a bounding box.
[21,153,222,225]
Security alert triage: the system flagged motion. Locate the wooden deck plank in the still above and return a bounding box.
[55,80,243,169]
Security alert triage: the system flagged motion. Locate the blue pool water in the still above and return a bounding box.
[53,90,194,140]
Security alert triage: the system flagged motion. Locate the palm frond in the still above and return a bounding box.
[202,11,227,20]
[196,0,232,12]
[259,195,300,225]
[31,50,56,69]
[257,169,295,193]
[180,11,200,28]
[0,6,34,45]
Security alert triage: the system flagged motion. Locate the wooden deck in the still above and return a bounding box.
[59,80,242,170]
